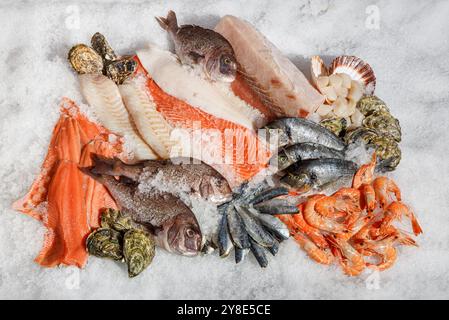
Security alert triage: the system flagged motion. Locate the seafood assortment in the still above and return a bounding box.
[13,10,419,277]
[87,209,156,277]
[279,156,422,276]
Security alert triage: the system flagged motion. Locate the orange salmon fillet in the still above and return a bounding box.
[13,98,122,268]
[133,57,271,186]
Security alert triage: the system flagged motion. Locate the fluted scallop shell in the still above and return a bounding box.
[371,136,401,171]
[68,44,103,74]
[100,208,133,232]
[357,95,390,116]
[320,117,347,137]
[310,55,329,87]
[86,228,123,260]
[123,229,155,278]
[330,56,376,95]
[363,110,401,142]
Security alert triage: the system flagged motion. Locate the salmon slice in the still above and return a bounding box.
[215,15,325,117]
[13,98,122,268]
[132,57,271,186]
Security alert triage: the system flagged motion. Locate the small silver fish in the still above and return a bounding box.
[262,118,347,151]
[156,10,237,82]
[281,158,358,192]
[234,205,275,248]
[271,142,346,171]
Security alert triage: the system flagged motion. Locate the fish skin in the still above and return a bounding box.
[226,205,251,249]
[281,158,357,191]
[156,10,237,82]
[217,209,233,257]
[249,238,269,268]
[263,118,347,150]
[249,187,290,205]
[272,142,346,171]
[253,199,299,215]
[256,213,290,240]
[88,155,232,205]
[234,247,249,264]
[235,205,275,248]
[79,167,202,256]
[267,239,280,256]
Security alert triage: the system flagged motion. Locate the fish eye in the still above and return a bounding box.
[224,58,231,65]
[186,228,195,238]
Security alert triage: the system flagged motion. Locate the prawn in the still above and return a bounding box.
[372,177,401,208]
[304,195,348,234]
[381,201,423,236]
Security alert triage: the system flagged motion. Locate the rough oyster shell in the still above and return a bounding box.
[363,110,401,142]
[100,208,133,232]
[86,228,123,260]
[357,95,390,116]
[91,32,117,62]
[105,56,137,85]
[330,56,376,95]
[123,229,155,278]
[68,44,103,74]
[344,127,379,144]
[371,136,401,171]
[320,117,347,137]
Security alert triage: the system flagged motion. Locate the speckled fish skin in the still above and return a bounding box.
[281,158,357,191]
[234,247,249,263]
[249,238,269,268]
[88,155,232,205]
[256,213,290,240]
[217,209,233,257]
[253,199,299,215]
[235,205,275,248]
[226,205,251,249]
[272,142,346,171]
[156,10,237,82]
[263,118,347,150]
[79,167,202,256]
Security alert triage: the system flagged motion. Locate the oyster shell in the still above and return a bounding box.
[344,127,379,145]
[363,110,401,142]
[68,44,103,74]
[320,117,347,137]
[371,136,401,171]
[357,95,390,116]
[105,56,137,85]
[123,229,155,278]
[100,208,133,232]
[91,32,117,62]
[330,56,376,94]
[86,228,123,260]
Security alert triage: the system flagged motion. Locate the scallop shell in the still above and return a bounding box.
[123,229,155,278]
[310,55,329,87]
[68,44,103,74]
[330,56,376,95]
[86,228,123,260]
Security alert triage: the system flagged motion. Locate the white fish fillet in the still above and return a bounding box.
[136,44,264,130]
[119,77,174,159]
[79,74,158,161]
[214,15,325,117]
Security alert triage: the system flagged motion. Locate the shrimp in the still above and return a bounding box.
[314,196,346,220]
[381,201,423,236]
[372,177,401,208]
[304,195,348,234]
[291,204,329,249]
[327,235,365,276]
[352,153,376,188]
[359,236,398,271]
[332,188,362,226]
[359,183,376,214]
[292,233,333,265]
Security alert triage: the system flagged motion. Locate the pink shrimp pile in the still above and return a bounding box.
[279,155,423,276]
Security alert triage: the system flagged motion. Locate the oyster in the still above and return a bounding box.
[320,117,347,137]
[86,228,123,260]
[68,44,103,74]
[105,57,137,85]
[363,110,401,142]
[123,229,155,278]
[371,136,401,171]
[344,127,379,145]
[357,95,390,116]
[91,32,117,62]
[100,208,133,232]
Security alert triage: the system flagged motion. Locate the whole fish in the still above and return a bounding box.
[88,155,232,205]
[156,10,237,82]
[281,159,357,192]
[272,142,346,171]
[262,118,347,151]
[80,167,202,256]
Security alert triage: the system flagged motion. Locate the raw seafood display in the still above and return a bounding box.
[12,10,420,277]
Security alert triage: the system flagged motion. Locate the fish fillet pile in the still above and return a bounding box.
[13,99,122,267]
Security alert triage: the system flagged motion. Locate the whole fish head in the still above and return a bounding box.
[270,150,293,171]
[281,172,312,192]
[205,51,237,82]
[260,126,290,148]
[200,176,232,205]
[156,212,202,256]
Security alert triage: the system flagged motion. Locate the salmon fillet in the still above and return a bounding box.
[13,98,122,268]
[215,15,325,117]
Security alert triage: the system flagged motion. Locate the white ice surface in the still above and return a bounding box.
[1,0,449,299]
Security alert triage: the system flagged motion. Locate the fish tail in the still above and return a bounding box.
[89,153,120,176]
[78,165,104,183]
[155,10,178,34]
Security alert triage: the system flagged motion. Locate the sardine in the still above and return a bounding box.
[80,167,202,256]
[226,205,251,249]
[256,213,290,240]
[217,208,233,257]
[263,118,347,150]
[235,205,275,248]
[249,238,269,268]
[249,187,289,205]
[156,10,237,82]
[235,247,249,264]
[266,239,280,256]
[253,199,299,215]
[87,155,232,205]
[271,142,346,171]
[281,158,357,192]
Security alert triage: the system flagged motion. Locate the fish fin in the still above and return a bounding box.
[155,10,178,34]
[78,165,103,182]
